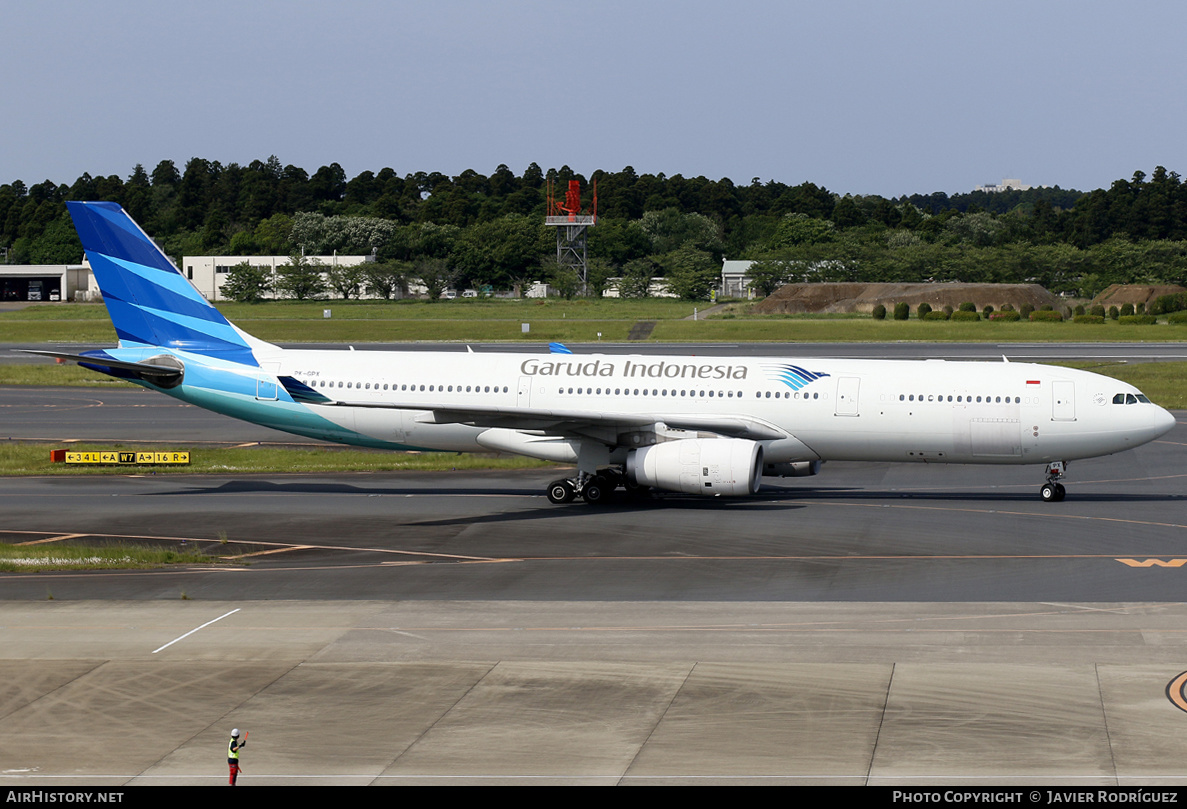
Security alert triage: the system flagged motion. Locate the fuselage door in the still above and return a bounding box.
[835,377,860,417]
[517,375,532,408]
[256,362,280,401]
[1052,380,1076,421]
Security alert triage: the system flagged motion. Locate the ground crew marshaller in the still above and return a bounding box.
[228,728,247,785]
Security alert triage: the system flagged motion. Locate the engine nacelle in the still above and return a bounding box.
[763,460,822,478]
[627,438,763,496]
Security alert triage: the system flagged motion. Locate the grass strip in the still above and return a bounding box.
[0,542,219,572]
[4,301,1187,344]
[0,364,135,386]
[1050,361,1187,409]
[0,442,555,477]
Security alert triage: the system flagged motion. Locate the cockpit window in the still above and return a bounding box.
[1137,394,1151,403]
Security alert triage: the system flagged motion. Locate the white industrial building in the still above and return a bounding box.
[720,260,757,298]
[181,254,375,301]
[4,255,758,304]
[973,178,1036,193]
[0,264,93,302]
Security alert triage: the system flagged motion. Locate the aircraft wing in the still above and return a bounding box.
[322,399,790,441]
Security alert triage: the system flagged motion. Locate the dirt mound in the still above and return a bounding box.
[1091,284,1186,307]
[754,283,1064,314]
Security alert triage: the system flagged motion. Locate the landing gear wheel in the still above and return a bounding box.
[546,479,576,504]
[1041,483,1061,502]
[1040,481,1067,502]
[582,476,612,506]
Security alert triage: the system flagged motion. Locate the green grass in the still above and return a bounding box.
[0,364,135,386]
[0,442,555,477]
[1052,361,1187,409]
[0,542,220,572]
[0,299,700,343]
[217,297,702,321]
[241,319,640,343]
[5,300,1186,344]
[652,317,1187,343]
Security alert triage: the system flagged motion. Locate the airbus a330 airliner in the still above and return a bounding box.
[31,202,1177,505]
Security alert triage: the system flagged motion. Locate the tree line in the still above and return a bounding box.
[4,158,1187,299]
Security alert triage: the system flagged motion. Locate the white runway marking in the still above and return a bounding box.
[151,608,240,654]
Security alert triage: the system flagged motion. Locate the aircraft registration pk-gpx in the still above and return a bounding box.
[32,202,1177,505]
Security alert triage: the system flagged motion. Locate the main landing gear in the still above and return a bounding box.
[546,468,648,505]
[1040,461,1067,502]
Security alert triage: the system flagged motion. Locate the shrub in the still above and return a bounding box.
[983,304,994,316]
[1089,304,1105,317]
[923,310,950,320]
[1030,310,1064,322]
[1108,305,1119,320]
[990,310,1021,321]
[893,302,909,320]
[1120,302,1135,317]
[872,304,886,320]
[1136,302,1146,315]
[1019,304,1034,320]
[1073,304,1086,316]
[1153,292,1187,314]
[1118,314,1157,325]
[942,305,954,317]
[999,303,1014,312]
[958,301,976,313]
[1168,311,1187,324]
[1073,315,1106,324]
[917,302,933,318]
[951,310,980,321]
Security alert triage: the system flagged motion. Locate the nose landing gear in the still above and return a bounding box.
[1040,461,1067,502]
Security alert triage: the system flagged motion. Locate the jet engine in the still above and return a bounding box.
[626,438,763,496]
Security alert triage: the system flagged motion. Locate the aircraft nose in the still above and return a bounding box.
[1154,406,1178,437]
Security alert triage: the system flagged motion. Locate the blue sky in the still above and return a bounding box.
[3,1,1184,197]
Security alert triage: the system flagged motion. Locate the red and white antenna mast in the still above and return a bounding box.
[545,177,597,290]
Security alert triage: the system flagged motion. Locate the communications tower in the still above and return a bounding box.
[545,179,597,288]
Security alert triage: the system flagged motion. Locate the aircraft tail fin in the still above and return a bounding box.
[66,201,262,366]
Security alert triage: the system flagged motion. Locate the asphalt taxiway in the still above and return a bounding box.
[2,345,1186,784]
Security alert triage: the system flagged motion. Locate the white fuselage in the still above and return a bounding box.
[194,347,1175,469]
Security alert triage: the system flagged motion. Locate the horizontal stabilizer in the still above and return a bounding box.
[22,349,184,388]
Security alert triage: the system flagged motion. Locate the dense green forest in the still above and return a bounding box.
[3,158,1187,299]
